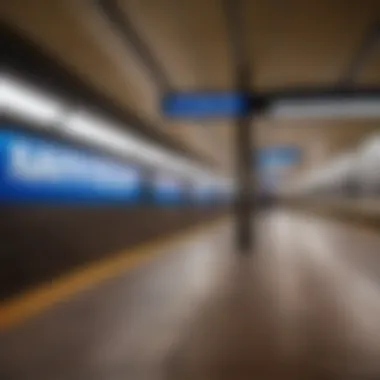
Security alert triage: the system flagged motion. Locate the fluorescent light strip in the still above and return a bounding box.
[0,76,64,126]
[270,98,380,119]
[62,110,218,181]
[63,111,139,155]
[355,134,380,182]
[360,134,380,160]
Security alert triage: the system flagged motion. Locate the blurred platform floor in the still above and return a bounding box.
[2,209,380,380]
[294,198,380,215]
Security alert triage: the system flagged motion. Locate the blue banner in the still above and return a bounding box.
[0,129,141,203]
[162,92,251,119]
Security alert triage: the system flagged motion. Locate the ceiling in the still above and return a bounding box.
[2,0,380,185]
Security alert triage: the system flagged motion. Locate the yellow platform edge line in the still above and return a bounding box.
[0,216,229,330]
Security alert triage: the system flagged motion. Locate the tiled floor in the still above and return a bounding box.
[2,210,380,379]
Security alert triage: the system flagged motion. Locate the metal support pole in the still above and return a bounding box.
[235,70,254,253]
[224,0,254,253]
[235,117,253,252]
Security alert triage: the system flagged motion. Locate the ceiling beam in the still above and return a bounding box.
[340,20,380,86]
[95,0,172,92]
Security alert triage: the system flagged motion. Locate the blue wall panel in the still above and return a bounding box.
[0,128,141,203]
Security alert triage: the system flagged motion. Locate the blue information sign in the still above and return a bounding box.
[258,146,301,168]
[0,129,140,203]
[161,92,251,119]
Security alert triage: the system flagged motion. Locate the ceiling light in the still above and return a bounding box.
[63,111,133,153]
[0,75,64,126]
[269,97,380,119]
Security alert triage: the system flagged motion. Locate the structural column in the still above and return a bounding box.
[234,75,254,253]
[224,0,254,252]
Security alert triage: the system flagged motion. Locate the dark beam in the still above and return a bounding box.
[95,0,172,92]
[340,20,380,86]
[223,0,254,253]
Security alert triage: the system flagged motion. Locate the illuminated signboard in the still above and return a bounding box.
[0,129,140,203]
[161,92,251,119]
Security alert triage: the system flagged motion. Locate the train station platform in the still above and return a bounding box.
[2,1,380,379]
[283,198,380,231]
[2,208,380,380]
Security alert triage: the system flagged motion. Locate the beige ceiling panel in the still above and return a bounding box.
[120,0,233,89]
[164,120,231,169]
[358,51,380,85]
[244,0,380,89]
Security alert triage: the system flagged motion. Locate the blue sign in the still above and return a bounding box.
[161,92,251,119]
[258,146,301,168]
[0,129,140,203]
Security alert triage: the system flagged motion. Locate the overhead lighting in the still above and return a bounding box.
[356,134,380,181]
[359,134,380,159]
[0,74,229,186]
[269,97,380,119]
[0,75,64,126]
[62,109,215,181]
[63,111,132,153]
